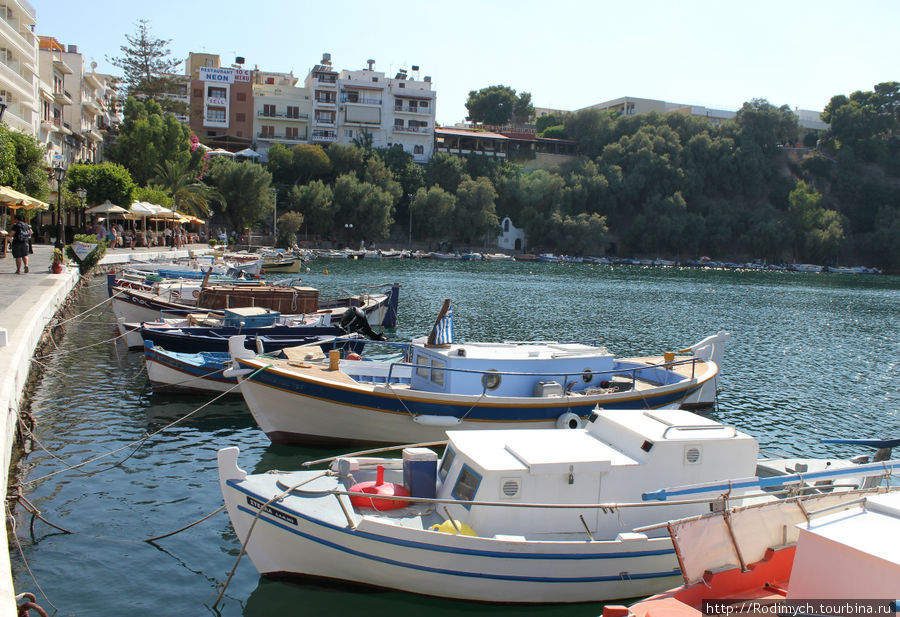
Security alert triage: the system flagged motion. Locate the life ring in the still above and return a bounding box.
[349,464,410,511]
[192,289,201,298]
[556,412,583,430]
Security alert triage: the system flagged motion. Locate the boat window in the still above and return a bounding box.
[451,464,482,508]
[431,359,445,386]
[415,354,430,379]
[439,447,455,480]
[582,368,593,383]
[481,369,501,391]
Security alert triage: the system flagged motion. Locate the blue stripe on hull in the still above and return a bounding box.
[146,350,235,384]
[240,361,698,422]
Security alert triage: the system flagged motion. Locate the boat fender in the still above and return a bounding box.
[222,366,254,378]
[556,412,583,430]
[345,352,362,361]
[429,519,477,536]
[348,464,410,511]
[413,415,463,427]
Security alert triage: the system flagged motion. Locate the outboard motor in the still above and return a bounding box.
[340,307,387,341]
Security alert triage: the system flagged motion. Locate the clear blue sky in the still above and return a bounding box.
[31,0,898,126]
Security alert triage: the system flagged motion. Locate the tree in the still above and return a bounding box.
[154,159,220,217]
[0,126,49,202]
[206,158,274,231]
[411,186,456,239]
[536,114,562,133]
[276,211,304,247]
[286,180,333,236]
[454,176,499,244]
[331,174,394,241]
[108,97,192,185]
[267,143,332,187]
[132,185,174,208]
[424,152,467,193]
[66,163,136,210]
[326,143,366,180]
[465,85,519,125]
[513,91,534,125]
[108,19,187,115]
[788,180,845,262]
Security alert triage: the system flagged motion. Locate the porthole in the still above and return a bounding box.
[582,368,594,383]
[482,370,501,391]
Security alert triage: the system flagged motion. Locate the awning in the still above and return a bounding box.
[0,185,50,210]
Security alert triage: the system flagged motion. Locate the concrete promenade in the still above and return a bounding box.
[0,243,209,615]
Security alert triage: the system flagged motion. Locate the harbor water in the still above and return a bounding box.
[11,259,900,616]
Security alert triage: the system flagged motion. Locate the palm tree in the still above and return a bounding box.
[154,160,223,218]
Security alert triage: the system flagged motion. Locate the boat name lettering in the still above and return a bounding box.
[246,496,298,525]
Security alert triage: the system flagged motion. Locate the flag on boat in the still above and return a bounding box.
[432,305,453,345]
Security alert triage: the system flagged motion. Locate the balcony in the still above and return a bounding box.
[0,17,36,60]
[393,104,431,115]
[53,57,73,75]
[310,130,338,143]
[341,95,383,106]
[0,60,33,99]
[53,89,73,106]
[82,97,101,114]
[392,124,429,134]
[316,76,337,86]
[257,110,309,121]
[314,99,337,107]
[313,117,336,127]
[257,132,307,142]
[84,72,103,89]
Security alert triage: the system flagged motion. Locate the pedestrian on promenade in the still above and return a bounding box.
[10,213,33,274]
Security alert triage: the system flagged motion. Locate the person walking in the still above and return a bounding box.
[10,213,33,274]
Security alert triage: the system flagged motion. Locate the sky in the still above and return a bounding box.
[30,0,899,126]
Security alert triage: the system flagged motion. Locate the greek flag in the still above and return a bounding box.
[433,306,453,345]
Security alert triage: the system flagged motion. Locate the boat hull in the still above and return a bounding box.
[235,357,715,445]
[145,345,236,394]
[218,453,681,603]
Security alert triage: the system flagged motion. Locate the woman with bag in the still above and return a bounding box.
[10,213,33,274]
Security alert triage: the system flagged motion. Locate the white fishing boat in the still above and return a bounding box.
[226,301,729,445]
[217,411,900,604]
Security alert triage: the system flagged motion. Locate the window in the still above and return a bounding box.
[208,87,227,99]
[287,106,299,118]
[207,108,226,121]
[286,127,299,139]
[236,112,245,122]
[504,219,510,232]
[372,77,378,82]
[205,59,215,67]
[451,465,482,508]
[415,354,429,379]
[236,92,246,102]
[344,129,353,138]
[430,359,445,386]
[193,88,202,98]
[420,101,429,109]
[263,104,276,117]
[398,82,405,88]
[439,447,456,480]
[413,145,424,154]
[482,370,501,391]
[260,125,274,137]
[394,119,404,128]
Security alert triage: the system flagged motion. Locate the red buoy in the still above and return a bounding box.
[349,464,410,511]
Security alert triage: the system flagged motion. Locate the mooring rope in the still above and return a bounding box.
[5,504,59,614]
[49,285,128,329]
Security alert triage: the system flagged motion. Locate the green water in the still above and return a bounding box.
[11,260,900,616]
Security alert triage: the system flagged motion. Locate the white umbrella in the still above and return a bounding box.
[234,148,260,159]
[207,148,234,157]
[86,200,128,214]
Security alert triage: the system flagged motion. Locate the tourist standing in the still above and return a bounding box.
[9,213,32,274]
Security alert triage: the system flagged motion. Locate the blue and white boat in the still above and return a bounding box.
[227,302,729,445]
[217,410,899,603]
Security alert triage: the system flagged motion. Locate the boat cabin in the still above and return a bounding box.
[408,339,619,397]
[434,408,758,539]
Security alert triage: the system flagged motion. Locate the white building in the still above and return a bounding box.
[253,70,311,161]
[36,36,73,165]
[304,54,435,164]
[497,216,526,252]
[0,0,39,136]
[58,44,116,163]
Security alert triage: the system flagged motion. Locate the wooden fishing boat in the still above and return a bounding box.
[226,301,729,445]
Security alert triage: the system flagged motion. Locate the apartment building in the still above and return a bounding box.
[0,0,39,136]
[36,36,72,164]
[187,53,254,151]
[253,70,310,160]
[303,54,435,163]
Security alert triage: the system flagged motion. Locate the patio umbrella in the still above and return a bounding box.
[234,148,260,159]
[207,148,234,157]
[86,200,128,215]
[0,186,49,210]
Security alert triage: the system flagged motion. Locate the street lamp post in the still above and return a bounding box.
[272,188,277,245]
[344,223,353,248]
[52,157,67,249]
[75,187,86,230]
